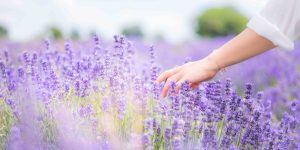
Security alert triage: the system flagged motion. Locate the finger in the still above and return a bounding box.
[175,79,186,94]
[156,66,181,83]
[191,82,200,89]
[162,73,182,97]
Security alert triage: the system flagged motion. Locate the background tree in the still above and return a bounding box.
[0,25,8,39]
[70,29,80,40]
[121,25,144,38]
[44,26,63,40]
[195,7,248,38]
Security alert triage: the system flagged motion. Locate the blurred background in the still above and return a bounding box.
[0,0,267,42]
[2,1,300,150]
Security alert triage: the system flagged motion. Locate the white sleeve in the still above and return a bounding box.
[247,0,300,50]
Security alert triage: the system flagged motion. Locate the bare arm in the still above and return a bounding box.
[157,28,276,97]
[208,28,275,69]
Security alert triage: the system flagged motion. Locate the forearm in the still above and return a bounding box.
[207,28,276,69]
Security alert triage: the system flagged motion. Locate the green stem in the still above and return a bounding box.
[217,117,225,145]
[237,129,243,147]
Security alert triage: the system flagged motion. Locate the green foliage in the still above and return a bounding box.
[0,25,8,39]
[0,100,15,149]
[154,33,165,42]
[195,7,248,37]
[121,25,144,38]
[46,26,63,40]
[70,29,80,40]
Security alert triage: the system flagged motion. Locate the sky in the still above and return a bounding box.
[0,0,267,42]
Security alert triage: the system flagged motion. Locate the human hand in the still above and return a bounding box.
[156,57,220,97]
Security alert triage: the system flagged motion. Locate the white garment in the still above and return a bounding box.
[247,0,300,50]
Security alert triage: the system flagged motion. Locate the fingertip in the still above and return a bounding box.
[163,80,173,98]
[156,77,162,83]
[162,90,167,98]
[157,74,167,84]
[163,93,167,98]
[191,85,197,90]
[175,84,181,94]
[162,86,169,96]
[155,80,160,84]
[191,82,201,90]
[175,88,179,94]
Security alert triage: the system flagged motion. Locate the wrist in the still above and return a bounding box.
[203,57,221,72]
[204,49,224,72]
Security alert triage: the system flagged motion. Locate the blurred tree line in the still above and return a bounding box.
[121,25,144,38]
[0,25,8,39]
[44,26,79,40]
[195,7,248,38]
[0,7,248,41]
[120,7,248,38]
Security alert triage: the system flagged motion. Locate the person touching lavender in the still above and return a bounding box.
[157,0,300,97]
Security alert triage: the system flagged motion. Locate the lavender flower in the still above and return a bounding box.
[0,35,299,150]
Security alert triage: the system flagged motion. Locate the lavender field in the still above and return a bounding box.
[0,35,299,150]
